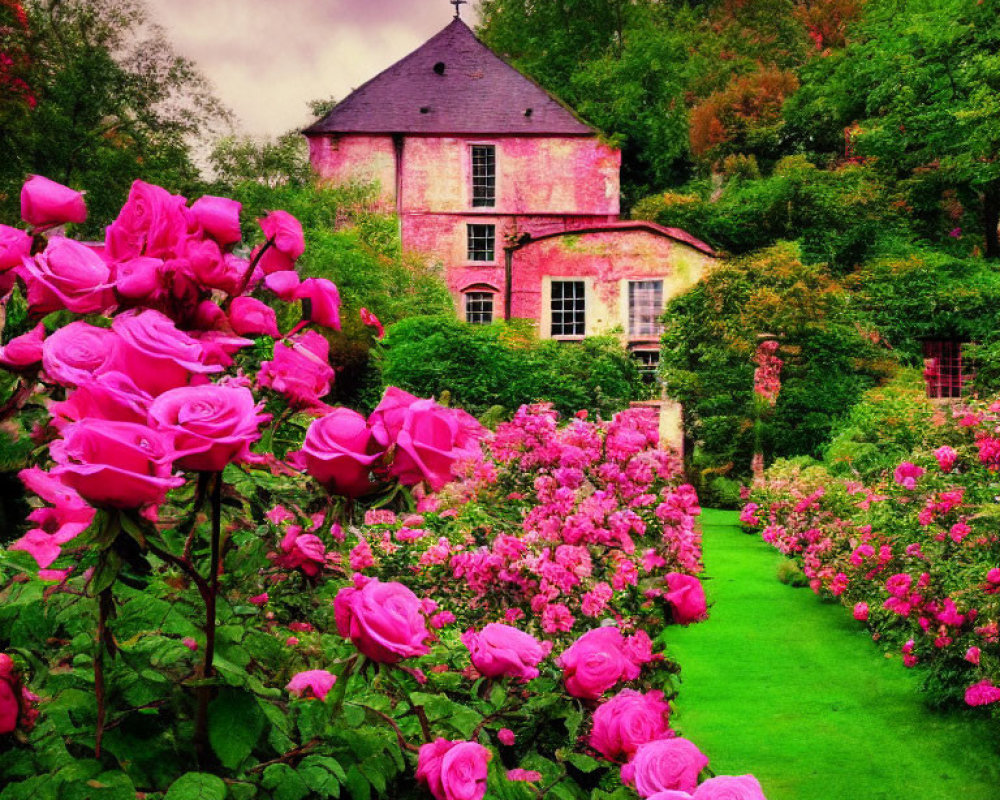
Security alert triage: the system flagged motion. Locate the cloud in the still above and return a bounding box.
[145,0,479,138]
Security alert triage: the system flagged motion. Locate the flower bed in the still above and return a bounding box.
[743,400,1000,715]
[0,177,769,799]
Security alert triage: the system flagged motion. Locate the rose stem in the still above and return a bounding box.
[194,472,222,766]
[94,586,113,758]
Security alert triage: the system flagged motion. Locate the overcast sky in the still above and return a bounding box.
[144,0,481,139]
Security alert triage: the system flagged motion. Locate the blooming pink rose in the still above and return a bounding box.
[934,446,957,473]
[112,310,221,395]
[0,323,45,370]
[249,592,269,606]
[41,321,120,387]
[114,256,164,301]
[295,277,341,330]
[334,577,431,663]
[258,331,334,410]
[190,195,242,246]
[194,331,254,369]
[853,602,869,622]
[259,210,305,260]
[461,623,551,682]
[390,399,486,491]
[621,738,709,797]
[184,237,242,294]
[590,689,671,760]
[0,225,32,272]
[664,573,707,625]
[20,175,86,228]
[369,386,421,447]
[49,371,152,430]
[148,384,268,472]
[0,654,24,734]
[893,461,924,490]
[692,775,767,799]
[556,627,642,700]
[416,739,490,800]
[18,237,113,315]
[291,408,383,497]
[105,180,193,260]
[286,669,336,701]
[50,420,183,508]
[229,297,279,337]
[264,270,300,299]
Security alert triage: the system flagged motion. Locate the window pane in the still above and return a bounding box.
[471,145,496,208]
[465,292,494,324]
[551,280,586,336]
[923,340,966,399]
[629,280,664,336]
[467,224,495,261]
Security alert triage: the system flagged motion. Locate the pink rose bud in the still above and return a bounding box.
[182,637,198,652]
[230,297,280,337]
[259,210,305,261]
[498,728,515,746]
[0,224,32,272]
[664,573,708,625]
[294,277,341,330]
[0,323,45,371]
[286,636,300,646]
[360,307,384,339]
[21,175,87,228]
[249,592,269,606]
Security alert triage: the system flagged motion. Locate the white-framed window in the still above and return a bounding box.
[465,292,494,324]
[471,145,496,208]
[467,223,495,262]
[551,280,586,337]
[628,280,664,337]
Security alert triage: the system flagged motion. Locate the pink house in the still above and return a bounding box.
[304,16,714,379]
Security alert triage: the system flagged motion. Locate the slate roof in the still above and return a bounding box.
[303,18,595,137]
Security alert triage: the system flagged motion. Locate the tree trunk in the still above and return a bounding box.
[982,182,1000,260]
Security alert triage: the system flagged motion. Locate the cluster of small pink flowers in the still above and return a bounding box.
[752,339,782,405]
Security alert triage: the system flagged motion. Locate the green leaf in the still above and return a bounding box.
[209,687,265,770]
[70,772,134,800]
[564,753,600,774]
[163,773,227,800]
[262,764,310,800]
[344,765,370,800]
[89,550,122,596]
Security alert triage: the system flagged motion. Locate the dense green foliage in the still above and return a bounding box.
[377,315,650,419]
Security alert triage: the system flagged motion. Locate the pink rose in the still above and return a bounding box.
[184,238,242,294]
[0,224,32,272]
[965,679,1000,706]
[148,384,269,472]
[50,420,183,508]
[556,627,642,700]
[190,195,242,246]
[49,371,152,429]
[273,528,327,577]
[621,738,709,797]
[507,769,543,783]
[461,623,551,682]
[114,257,164,301]
[416,739,490,800]
[590,689,671,760]
[295,277,341,330]
[258,331,334,410]
[664,573,707,625]
[893,461,924,490]
[112,310,221,395]
[20,175,86,228]
[692,775,767,799]
[853,602,869,622]
[249,592,269,606]
[369,386,420,447]
[0,654,29,734]
[292,408,383,497]
[229,297,279,337]
[18,237,113,315]
[334,577,431,663]
[0,323,45,370]
[286,669,336,701]
[42,321,120,387]
[105,180,193,260]
[259,210,305,262]
[360,307,384,338]
[934,446,957,473]
[498,728,515,746]
[390,399,486,491]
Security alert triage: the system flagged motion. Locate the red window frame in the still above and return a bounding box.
[922,340,967,399]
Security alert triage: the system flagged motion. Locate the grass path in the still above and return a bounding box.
[662,509,1000,800]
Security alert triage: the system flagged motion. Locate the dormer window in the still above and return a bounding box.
[471,145,495,207]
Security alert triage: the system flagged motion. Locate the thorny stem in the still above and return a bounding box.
[247,738,321,774]
[194,473,223,766]
[182,471,211,561]
[232,236,275,300]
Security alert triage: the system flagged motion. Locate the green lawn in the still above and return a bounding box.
[662,509,1000,800]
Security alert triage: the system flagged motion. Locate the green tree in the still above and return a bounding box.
[0,0,228,235]
[786,0,1000,257]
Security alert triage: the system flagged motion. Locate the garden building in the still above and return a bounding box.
[303,12,716,445]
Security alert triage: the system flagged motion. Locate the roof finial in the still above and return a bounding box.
[450,0,467,18]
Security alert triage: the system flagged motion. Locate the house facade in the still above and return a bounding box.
[303,15,715,444]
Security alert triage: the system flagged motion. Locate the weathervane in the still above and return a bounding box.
[450,0,467,18]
